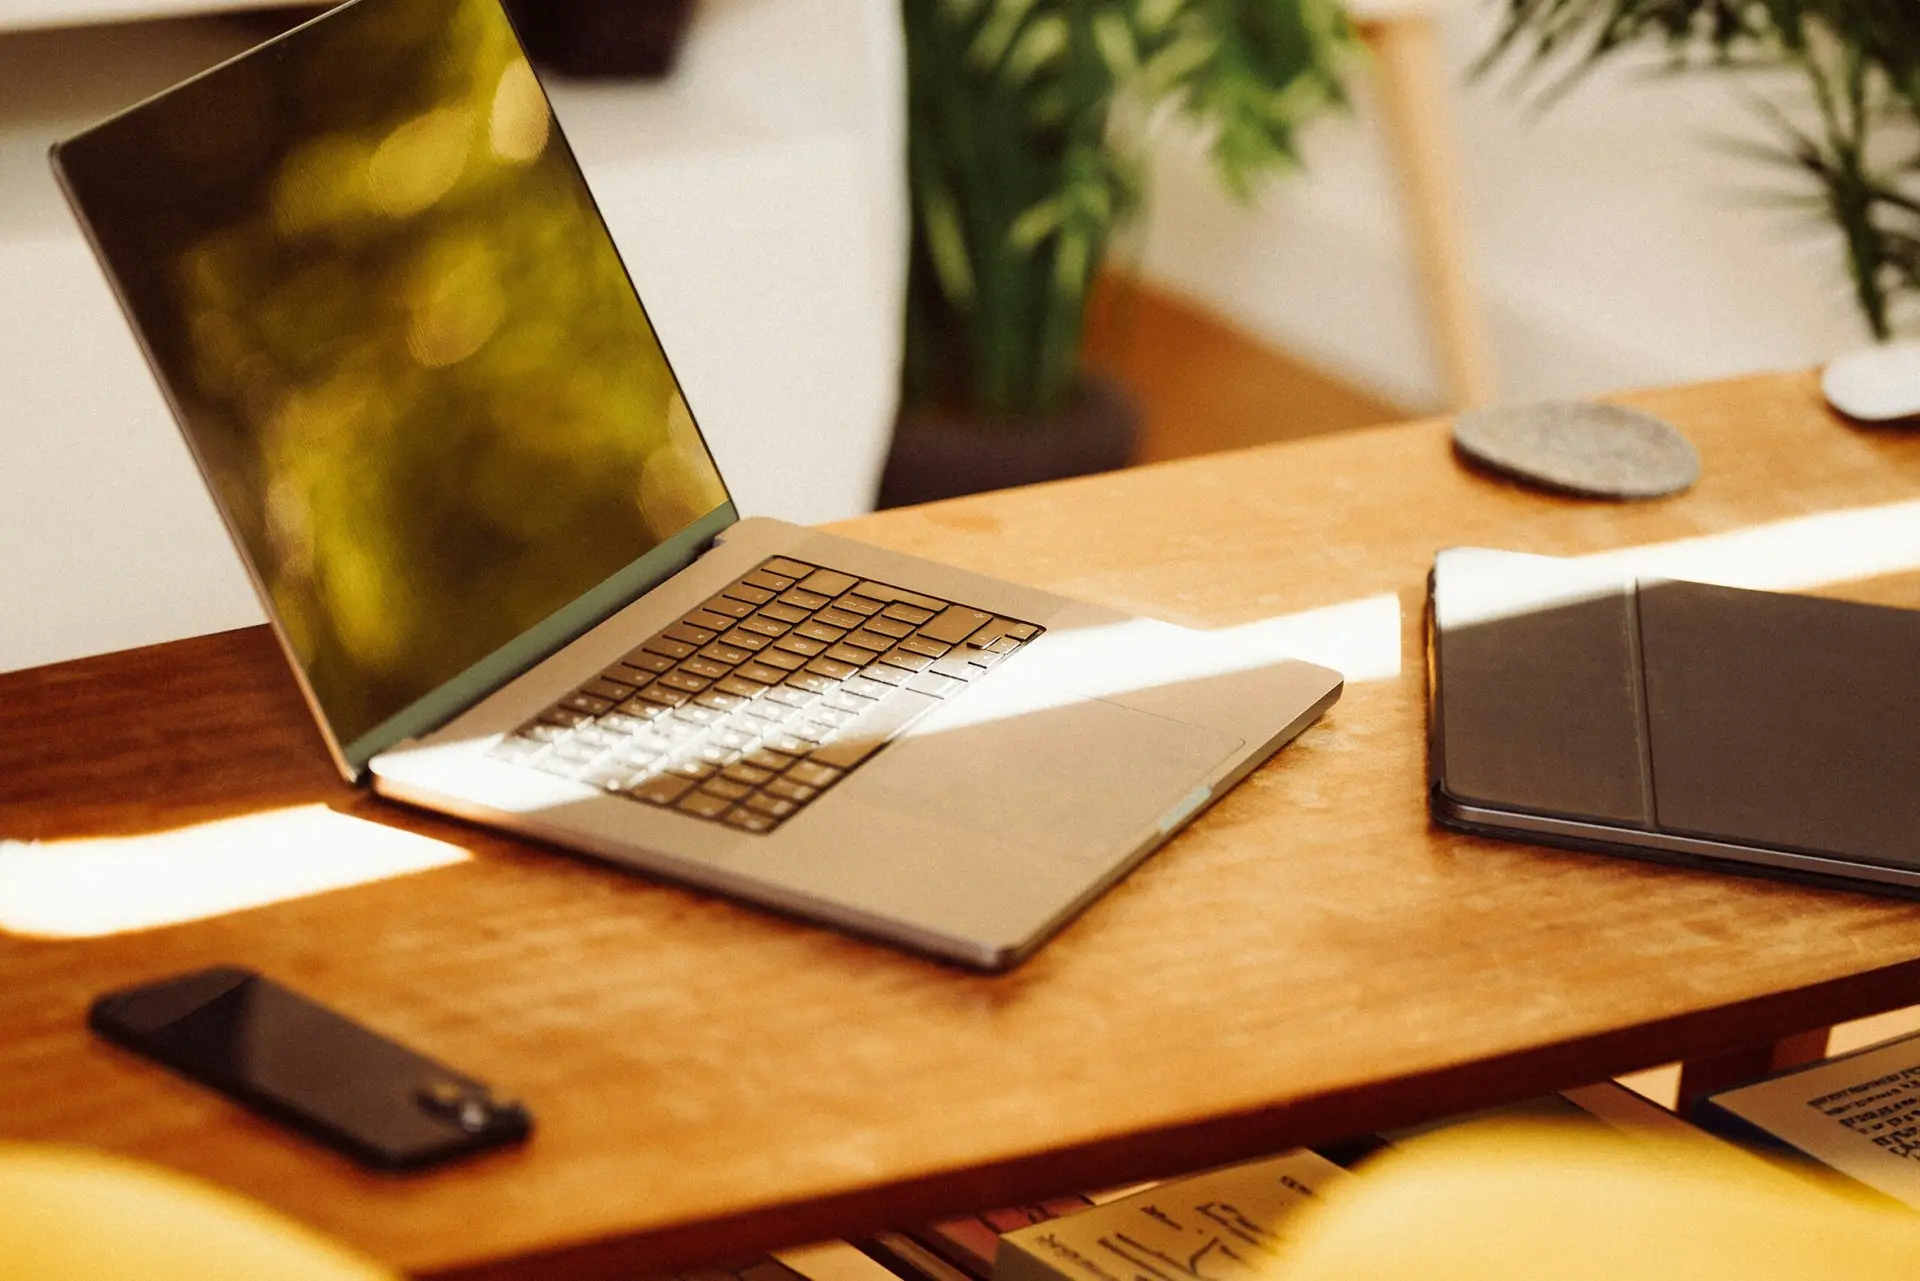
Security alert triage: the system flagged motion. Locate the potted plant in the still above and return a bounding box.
[880,0,1357,507]
[1484,0,1920,340]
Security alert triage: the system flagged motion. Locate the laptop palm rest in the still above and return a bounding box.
[846,686,1243,866]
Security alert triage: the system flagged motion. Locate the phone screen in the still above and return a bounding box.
[90,966,530,1170]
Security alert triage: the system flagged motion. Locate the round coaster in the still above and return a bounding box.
[1822,341,1920,423]
[1452,401,1700,500]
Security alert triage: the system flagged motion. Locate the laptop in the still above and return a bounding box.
[1428,546,1920,898]
[50,0,1342,970]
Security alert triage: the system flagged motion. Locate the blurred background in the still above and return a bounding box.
[0,0,1878,673]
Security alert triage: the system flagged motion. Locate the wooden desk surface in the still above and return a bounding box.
[9,371,1920,1280]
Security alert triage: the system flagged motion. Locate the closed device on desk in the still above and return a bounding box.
[1428,548,1920,894]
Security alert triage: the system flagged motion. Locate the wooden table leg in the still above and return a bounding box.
[1675,1027,1831,1111]
[1360,9,1497,412]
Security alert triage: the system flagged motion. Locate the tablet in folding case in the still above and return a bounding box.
[1427,547,1920,896]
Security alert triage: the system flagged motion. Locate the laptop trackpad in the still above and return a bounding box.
[845,693,1243,865]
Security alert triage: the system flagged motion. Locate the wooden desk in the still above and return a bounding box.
[8,371,1920,1280]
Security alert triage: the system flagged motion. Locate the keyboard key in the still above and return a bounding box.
[908,672,964,698]
[722,762,775,786]
[570,725,622,749]
[796,621,846,643]
[824,644,875,667]
[787,671,835,693]
[601,663,658,687]
[765,733,811,755]
[621,651,677,673]
[761,601,810,624]
[767,686,818,708]
[686,609,739,632]
[798,568,859,597]
[740,615,789,638]
[581,763,640,790]
[521,722,571,742]
[714,728,757,750]
[856,581,946,611]
[786,721,832,744]
[704,595,754,618]
[842,675,894,699]
[745,748,795,771]
[1004,623,1038,639]
[880,603,934,625]
[629,775,696,806]
[985,635,1019,653]
[539,707,594,728]
[638,686,691,708]
[843,629,892,651]
[929,656,979,680]
[666,759,717,780]
[696,691,747,713]
[741,701,791,726]
[834,594,884,616]
[681,657,731,679]
[717,675,767,698]
[561,693,615,716]
[773,635,827,658]
[658,671,709,693]
[723,808,777,833]
[824,690,876,713]
[763,556,816,578]
[664,622,717,646]
[678,791,733,819]
[803,657,856,681]
[919,606,993,644]
[580,677,635,701]
[899,635,950,658]
[778,588,832,611]
[865,615,913,638]
[641,636,696,660]
[724,582,776,606]
[718,628,771,651]
[616,696,671,719]
[876,648,932,672]
[702,777,753,802]
[533,755,585,778]
[699,642,754,665]
[745,794,799,819]
[743,570,796,591]
[674,704,723,726]
[858,662,908,686]
[758,647,808,671]
[738,661,787,685]
[693,742,739,766]
[765,778,818,803]
[812,707,856,728]
[815,607,865,629]
[786,760,844,789]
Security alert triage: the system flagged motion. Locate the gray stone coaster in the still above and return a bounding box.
[1452,401,1700,500]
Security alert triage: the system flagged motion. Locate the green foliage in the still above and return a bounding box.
[1485,0,1920,338]
[903,0,1356,421]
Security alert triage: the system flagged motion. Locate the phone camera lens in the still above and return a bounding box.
[416,1079,497,1132]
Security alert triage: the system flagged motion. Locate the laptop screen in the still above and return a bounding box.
[53,0,733,769]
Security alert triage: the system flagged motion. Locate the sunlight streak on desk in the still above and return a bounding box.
[0,805,469,939]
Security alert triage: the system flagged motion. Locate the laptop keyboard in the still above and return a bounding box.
[490,556,1041,833]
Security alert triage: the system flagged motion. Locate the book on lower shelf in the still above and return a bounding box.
[1694,1027,1920,1208]
[855,1079,1715,1281]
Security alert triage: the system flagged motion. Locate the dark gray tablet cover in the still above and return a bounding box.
[1428,548,1920,875]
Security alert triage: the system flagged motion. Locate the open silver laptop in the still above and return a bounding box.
[50,0,1340,969]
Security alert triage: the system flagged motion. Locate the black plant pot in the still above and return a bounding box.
[876,375,1141,509]
[505,0,697,78]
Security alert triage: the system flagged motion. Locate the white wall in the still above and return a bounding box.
[1136,6,1870,411]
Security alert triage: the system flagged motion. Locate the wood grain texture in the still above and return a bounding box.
[8,372,1920,1280]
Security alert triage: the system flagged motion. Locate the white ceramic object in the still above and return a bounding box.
[1822,341,1920,423]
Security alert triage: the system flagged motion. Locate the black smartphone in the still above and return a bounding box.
[89,966,531,1171]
